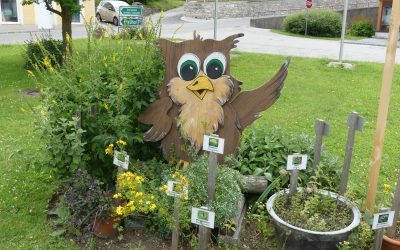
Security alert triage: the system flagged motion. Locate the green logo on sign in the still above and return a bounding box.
[120,17,142,26]
[120,6,142,16]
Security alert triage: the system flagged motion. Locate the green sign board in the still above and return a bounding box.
[119,6,143,17]
[120,17,142,27]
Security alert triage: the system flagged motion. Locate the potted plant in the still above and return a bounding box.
[61,169,115,238]
[266,188,361,250]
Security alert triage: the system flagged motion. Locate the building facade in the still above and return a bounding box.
[0,0,95,29]
[377,0,393,32]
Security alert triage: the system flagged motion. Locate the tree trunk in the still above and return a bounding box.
[61,10,73,54]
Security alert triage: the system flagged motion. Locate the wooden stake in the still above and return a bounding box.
[387,171,400,238]
[366,0,400,211]
[289,169,299,196]
[339,112,364,195]
[312,119,330,175]
[373,208,390,250]
[198,152,218,250]
[171,196,180,250]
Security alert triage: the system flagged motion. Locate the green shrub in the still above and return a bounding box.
[148,155,243,237]
[34,22,164,184]
[283,9,342,37]
[226,126,341,209]
[24,35,64,70]
[349,21,375,37]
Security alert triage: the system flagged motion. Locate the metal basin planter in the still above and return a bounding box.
[266,189,361,250]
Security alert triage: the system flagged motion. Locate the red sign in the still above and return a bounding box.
[306,0,312,8]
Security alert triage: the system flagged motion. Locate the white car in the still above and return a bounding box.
[96,0,130,26]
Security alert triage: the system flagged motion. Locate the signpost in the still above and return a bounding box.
[119,5,143,29]
[197,134,224,249]
[339,0,349,63]
[305,0,312,36]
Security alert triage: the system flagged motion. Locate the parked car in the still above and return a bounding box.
[96,0,130,26]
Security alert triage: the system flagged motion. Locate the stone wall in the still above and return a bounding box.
[184,0,379,20]
[250,7,379,30]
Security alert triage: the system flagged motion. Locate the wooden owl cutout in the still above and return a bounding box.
[140,32,290,163]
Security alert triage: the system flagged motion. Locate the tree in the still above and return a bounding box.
[22,0,83,52]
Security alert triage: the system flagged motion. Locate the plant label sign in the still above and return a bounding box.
[191,207,215,229]
[113,150,129,170]
[287,154,308,170]
[167,180,188,198]
[202,134,224,154]
[372,211,395,230]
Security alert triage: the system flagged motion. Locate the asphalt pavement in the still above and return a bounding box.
[0,7,399,64]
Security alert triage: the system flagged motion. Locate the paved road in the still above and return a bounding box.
[1,7,399,64]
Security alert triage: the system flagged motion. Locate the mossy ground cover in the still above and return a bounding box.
[0,42,398,248]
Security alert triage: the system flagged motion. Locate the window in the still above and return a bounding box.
[1,0,18,23]
[72,0,81,23]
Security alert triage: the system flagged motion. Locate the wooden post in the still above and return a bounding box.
[198,152,218,250]
[387,171,400,238]
[339,112,364,195]
[366,0,400,211]
[312,119,330,175]
[287,169,299,203]
[171,196,180,250]
[373,207,390,250]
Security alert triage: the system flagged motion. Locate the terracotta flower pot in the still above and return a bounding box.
[383,222,400,250]
[93,217,120,238]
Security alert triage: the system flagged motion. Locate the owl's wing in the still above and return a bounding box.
[139,97,173,141]
[230,58,290,129]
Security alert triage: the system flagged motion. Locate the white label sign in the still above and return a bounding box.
[202,134,224,154]
[113,150,129,170]
[167,180,188,198]
[287,154,308,170]
[191,207,215,229]
[372,211,395,230]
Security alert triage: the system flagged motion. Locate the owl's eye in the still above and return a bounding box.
[204,52,226,79]
[177,53,200,81]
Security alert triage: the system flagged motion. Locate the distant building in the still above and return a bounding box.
[0,0,95,29]
[377,0,393,32]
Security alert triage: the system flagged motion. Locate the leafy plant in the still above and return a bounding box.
[150,155,243,238]
[33,21,165,184]
[24,34,63,70]
[226,126,341,211]
[349,21,375,37]
[59,169,113,235]
[283,9,342,37]
[274,190,352,231]
[338,221,374,249]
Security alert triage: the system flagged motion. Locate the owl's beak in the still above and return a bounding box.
[187,75,214,100]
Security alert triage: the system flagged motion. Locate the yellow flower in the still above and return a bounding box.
[113,193,122,199]
[26,70,35,77]
[103,103,109,110]
[384,184,391,195]
[160,185,168,194]
[135,175,144,183]
[117,139,127,146]
[105,144,114,155]
[149,204,156,211]
[115,206,124,216]
[150,195,155,200]
[51,99,57,105]
[135,192,143,198]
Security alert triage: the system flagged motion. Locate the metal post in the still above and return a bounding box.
[312,119,330,175]
[339,112,364,195]
[214,0,218,39]
[305,8,308,36]
[373,208,390,250]
[339,0,349,63]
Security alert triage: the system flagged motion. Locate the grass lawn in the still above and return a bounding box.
[231,52,400,206]
[0,45,78,249]
[271,29,366,41]
[148,0,184,11]
[0,41,399,248]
